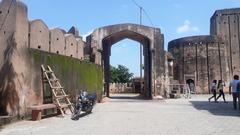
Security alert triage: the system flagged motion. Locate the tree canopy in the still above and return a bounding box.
[110,65,134,83]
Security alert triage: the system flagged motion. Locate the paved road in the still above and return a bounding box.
[1,94,240,135]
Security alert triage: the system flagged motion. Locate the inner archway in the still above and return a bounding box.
[102,30,152,99]
[86,23,165,99]
[109,39,143,97]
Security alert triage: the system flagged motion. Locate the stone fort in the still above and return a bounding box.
[0,0,240,118]
[169,8,240,93]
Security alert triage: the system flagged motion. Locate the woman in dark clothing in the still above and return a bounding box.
[216,80,227,103]
[208,80,217,102]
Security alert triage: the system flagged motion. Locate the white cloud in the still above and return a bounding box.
[81,30,93,41]
[177,20,199,33]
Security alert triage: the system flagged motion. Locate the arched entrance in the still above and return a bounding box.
[86,23,165,99]
[186,79,195,93]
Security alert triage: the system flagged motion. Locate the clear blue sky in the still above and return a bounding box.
[22,0,240,77]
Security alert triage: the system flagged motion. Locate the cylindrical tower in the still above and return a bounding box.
[168,35,228,93]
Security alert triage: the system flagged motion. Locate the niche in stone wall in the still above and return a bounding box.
[65,34,77,58]
[50,28,66,55]
[30,19,50,51]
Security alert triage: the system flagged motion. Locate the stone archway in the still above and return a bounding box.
[87,23,165,99]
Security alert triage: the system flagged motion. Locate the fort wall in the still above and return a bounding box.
[0,0,102,118]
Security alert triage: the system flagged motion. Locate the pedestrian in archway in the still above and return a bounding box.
[208,80,217,102]
[216,80,227,103]
[229,75,240,110]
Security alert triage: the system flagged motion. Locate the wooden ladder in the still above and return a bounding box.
[41,65,74,116]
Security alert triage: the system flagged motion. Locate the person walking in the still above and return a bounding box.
[229,75,240,110]
[208,80,217,102]
[216,80,227,103]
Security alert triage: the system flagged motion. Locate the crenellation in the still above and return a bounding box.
[29,19,50,51]
[76,38,84,60]
[50,28,66,55]
[65,34,77,58]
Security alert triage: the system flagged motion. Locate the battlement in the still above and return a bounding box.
[0,0,87,61]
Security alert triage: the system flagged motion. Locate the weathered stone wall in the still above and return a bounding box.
[0,0,102,118]
[168,36,227,93]
[210,8,240,77]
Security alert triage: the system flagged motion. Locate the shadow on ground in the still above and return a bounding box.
[110,94,142,100]
[108,94,152,102]
[71,112,91,121]
[0,125,3,132]
[190,101,240,117]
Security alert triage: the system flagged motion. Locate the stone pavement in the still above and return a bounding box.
[1,94,240,135]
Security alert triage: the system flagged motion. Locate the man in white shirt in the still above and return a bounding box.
[229,75,240,110]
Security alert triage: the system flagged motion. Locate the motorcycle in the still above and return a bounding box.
[71,91,97,120]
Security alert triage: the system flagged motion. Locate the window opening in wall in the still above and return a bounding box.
[70,54,73,57]
[234,35,237,37]
[38,45,41,49]
[3,31,6,34]
[7,10,9,13]
[0,11,2,14]
[57,38,59,41]
[224,22,227,24]
[56,51,59,54]
[234,20,236,23]
[39,30,42,33]
[71,43,73,46]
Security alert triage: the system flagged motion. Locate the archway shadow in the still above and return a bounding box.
[110,93,142,99]
[109,93,150,102]
[190,101,240,117]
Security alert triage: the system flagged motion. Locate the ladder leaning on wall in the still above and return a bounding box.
[41,65,74,116]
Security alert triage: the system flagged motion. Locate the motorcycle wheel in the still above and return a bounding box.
[71,106,82,120]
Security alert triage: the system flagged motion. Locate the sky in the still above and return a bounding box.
[22,0,240,77]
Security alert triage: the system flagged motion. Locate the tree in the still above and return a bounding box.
[110,65,134,83]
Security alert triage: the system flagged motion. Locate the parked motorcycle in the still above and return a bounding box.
[71,91,97,120]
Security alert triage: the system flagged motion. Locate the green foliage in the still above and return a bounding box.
[110,65,133,83]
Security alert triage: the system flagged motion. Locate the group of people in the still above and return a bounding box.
[208,75,240,110]
[208,79,226,103]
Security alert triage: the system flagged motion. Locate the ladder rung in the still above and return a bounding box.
[59,103,72,108]
[49,79,59,82]
[44,70,53,73]
[51,86,63,89]
[55,95,69,99]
